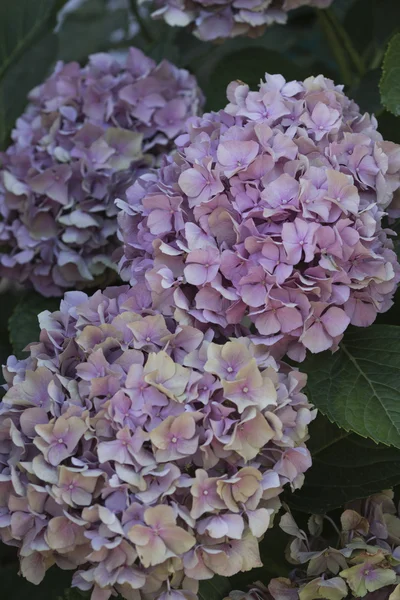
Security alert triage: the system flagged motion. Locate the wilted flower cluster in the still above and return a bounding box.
[143,0,333,41]
[118,73,400,361]
[0,48,203,297]
[225,490,400,600]
[0,285,315,600]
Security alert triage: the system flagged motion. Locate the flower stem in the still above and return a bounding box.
[129,0,153,44]
[325,8,365,77]
[318,10,352,86]
[323,515,343,547]
[370,46,386,70]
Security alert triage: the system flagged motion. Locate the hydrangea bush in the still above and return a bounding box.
[0,48,202,297]
[0,285,315,600]
[2,2,400,600]
[225,490,400,600]
[142,0,334,41]
[118,73,400,361]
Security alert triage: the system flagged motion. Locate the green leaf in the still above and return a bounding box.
[350,68,382,114]
[9,292,60,359]
[0,0,67,148]
[0,0,60,80]
[199,576,233,600]
[380,33,400,116]
[373,0,400,46]
[301,325,400,448]
[288,414,400,513]
[378,110,400,144]
[0,32,58,149]
[343,0,375,54]
[0,561,72,600]
[57,0,130,63]
[58,588,89,600]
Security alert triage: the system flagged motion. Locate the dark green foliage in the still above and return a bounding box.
[289,414,400,513]
[0,0,68,149]
[380,33,400,115]
[8,292,60,358]
[301,326,400,448]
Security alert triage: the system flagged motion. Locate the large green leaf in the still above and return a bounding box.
[350,68,382,114]
[8,292,60,358]
[0,0,67,148]
[373,0,400,46]
[0,0,61,80]
[380,33,400,116]
[378,110,400,144]
[57,0,130,63]
[199,576,233,600]
[288,414,400,513]
[0,559,72,600]
[301,325,400,448]
[343,0,374,54]
[0,32,58,149]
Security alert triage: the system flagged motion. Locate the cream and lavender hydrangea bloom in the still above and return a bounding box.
[0,285,315,600]
[225,490,400,600]
[0,48,203,296]
[142,0,333,41]
[118,73,400,361]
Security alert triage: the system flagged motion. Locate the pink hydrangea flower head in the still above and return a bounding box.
[0,48,203,296]
[118,73,400,361]
[0,285,315,600]
[143,0,334,41]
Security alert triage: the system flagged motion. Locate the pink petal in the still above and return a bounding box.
[278,306,303,333]
[184,263,208,285]
[179,169,206,197]
[147,209,172,235]
[301,321,332,353]
[321,306,350,337]
[47,443,70,466]
[255,310,281,335]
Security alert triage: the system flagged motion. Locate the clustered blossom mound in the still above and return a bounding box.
[0,48,202,297]
[226,490,400,600]
[143,0,333,41]
[0,285,315,600]
[118,74,400,361]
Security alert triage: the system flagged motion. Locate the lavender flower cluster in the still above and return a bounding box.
[118,74,400,361]
[226,490,400,600]
[144,0,334,41]
[0,285,315,600]
[0,48,202,297]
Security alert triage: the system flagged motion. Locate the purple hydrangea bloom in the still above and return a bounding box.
[142,0,333,41]
[0,285,315,600]
[118,74,400,361]
[0,48,203,297]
